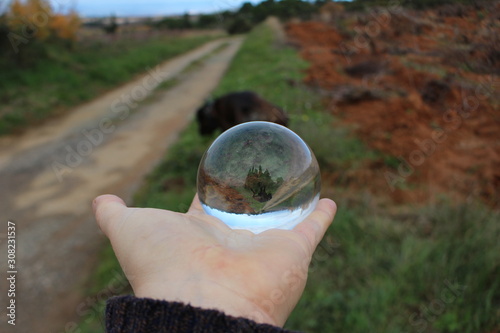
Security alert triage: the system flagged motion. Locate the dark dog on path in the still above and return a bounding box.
[196,91,289,136]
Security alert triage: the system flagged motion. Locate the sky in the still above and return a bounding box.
[48,0,263,17]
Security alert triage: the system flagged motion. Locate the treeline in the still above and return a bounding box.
[151,0,483,34]
[0,0,483,65]
[154,0,326,34]
[0,0,80,66]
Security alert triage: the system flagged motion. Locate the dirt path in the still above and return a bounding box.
[0,36,243,332]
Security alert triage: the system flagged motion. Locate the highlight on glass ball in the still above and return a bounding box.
[197,121,321,234]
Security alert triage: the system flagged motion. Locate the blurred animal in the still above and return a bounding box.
[196,91,289,136]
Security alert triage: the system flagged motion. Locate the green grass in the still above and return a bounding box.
[75,245,130,332]
[82,22,500,333]
[0,33,222,135]
[287,199,499,332]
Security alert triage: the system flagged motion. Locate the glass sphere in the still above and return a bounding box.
[197,121,321,234]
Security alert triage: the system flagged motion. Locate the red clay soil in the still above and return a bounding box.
[286,3,500,206]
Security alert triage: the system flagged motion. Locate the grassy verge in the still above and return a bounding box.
[287,200,499,332]
[83,22,500,333]
[0,33,223,135]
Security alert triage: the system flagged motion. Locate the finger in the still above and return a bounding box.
[187,193,205,214]
[93,194,128,237]
[292,198,337,255]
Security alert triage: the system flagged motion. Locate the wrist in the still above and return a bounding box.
[134,280,279,327]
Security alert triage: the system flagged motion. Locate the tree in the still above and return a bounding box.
[244,166,282,203]
[196,14,219,28]
[0,13,11,54]
[3,0,81,65]
[50,10,80,40]
[6,0,80,41]
[182,13,192,29]
[226,15,253,34]
[103,14,118,34]
[8,0,53,41]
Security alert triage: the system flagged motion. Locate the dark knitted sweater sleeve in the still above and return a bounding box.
[106,295,300,333]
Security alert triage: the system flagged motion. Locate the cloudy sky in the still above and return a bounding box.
[48,0,262,17]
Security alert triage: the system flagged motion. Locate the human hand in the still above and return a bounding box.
[93,194,336,327]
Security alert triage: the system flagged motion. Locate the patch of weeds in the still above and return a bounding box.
[76,244,130,333]
[383,155,401,169]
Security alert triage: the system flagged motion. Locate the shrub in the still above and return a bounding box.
[2,0,80,65]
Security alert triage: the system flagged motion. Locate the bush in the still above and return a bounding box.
[226,16,254,34]
[0,14,11,57]
[2,0,80,66]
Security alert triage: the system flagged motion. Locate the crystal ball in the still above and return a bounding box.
[197,121,320,234]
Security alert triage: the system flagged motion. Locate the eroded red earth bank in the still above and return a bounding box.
[286,3,499,206]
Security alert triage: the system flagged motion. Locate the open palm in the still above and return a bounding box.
[93,194,336,327]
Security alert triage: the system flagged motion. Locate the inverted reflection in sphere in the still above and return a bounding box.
[197,121,320,234]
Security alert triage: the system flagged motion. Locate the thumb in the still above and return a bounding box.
[292,198,337,256]
[93,194,128,238]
